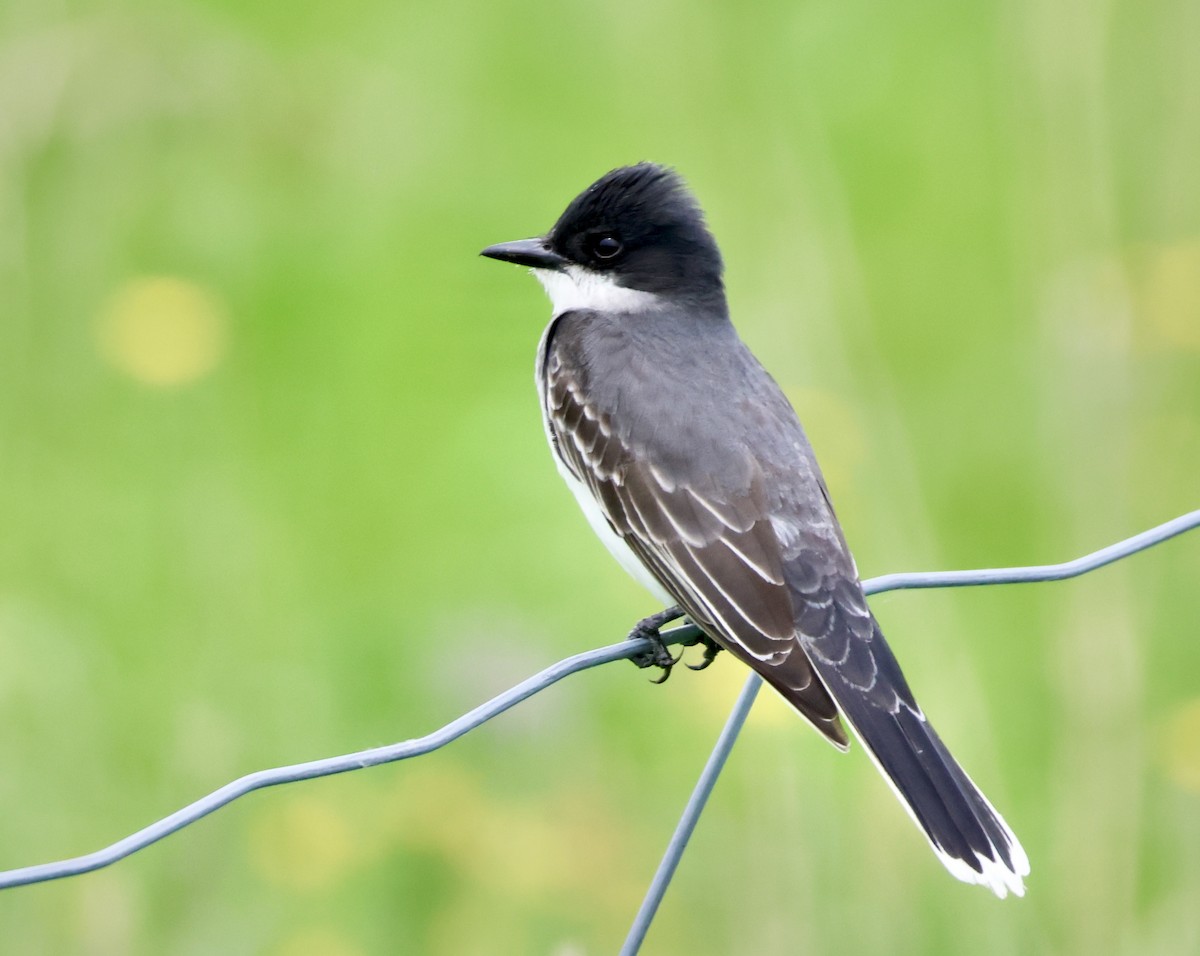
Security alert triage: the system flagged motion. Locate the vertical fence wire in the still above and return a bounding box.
[0,508,1195,946]
[619,508,1200,953]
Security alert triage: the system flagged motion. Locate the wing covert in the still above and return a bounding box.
[543,335,847,745]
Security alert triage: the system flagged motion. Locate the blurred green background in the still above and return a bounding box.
[2,0,1199,953]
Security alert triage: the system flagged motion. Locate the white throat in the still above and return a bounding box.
[534,264,661,315]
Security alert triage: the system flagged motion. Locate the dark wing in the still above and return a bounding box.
[779,508,1028,895]
[543,336,848,747]
[542,318,1028,895]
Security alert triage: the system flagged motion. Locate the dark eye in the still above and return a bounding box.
[588,234,623,260]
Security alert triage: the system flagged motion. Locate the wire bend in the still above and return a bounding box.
[0,510,1196,900]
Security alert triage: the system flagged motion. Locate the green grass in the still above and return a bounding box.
[2,0,1199,952]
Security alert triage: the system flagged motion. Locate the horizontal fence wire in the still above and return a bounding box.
[620,506,1200,953]
[0,509,1197,917]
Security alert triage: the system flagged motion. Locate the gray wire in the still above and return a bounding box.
[0,510,1196,897]
[620,508,1200,954]
[0,635,671,889]
[866,509,1200,593]
[619,671,763,956]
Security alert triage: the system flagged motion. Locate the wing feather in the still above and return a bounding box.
[544,345,846,745]
[537,309,1027,895]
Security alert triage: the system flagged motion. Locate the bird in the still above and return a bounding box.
[480,162,1029,897]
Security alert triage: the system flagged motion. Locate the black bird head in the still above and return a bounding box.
[482,163,726,308]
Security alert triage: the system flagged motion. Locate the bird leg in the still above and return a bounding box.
[686,633,723,671]
[626,605,686,682]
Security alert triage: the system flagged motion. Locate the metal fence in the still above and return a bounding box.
[2,509,1198,954]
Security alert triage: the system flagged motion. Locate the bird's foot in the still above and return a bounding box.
[627,605,686,683]
[686,633,724,671]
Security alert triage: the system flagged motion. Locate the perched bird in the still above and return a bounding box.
[481,163,1028,897]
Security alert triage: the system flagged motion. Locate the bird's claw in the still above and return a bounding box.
[627,606,725,682]
[647,646,685,683]
[686,634,723,671]
[627,605,685,682]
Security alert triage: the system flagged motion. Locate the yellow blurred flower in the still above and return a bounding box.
[782,386,867,493]
[94,276,228,386]
[1140,241,1200,351]
[1161,698,1200,794]
[248,794,358,891]
[272,927,365,956]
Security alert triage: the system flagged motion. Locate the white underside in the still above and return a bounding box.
[535,263,661,316]
[532,264,673,606]
[556,457,677,607]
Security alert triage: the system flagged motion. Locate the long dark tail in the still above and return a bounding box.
[808,619,1029,898]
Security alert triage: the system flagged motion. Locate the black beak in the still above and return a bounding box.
[480,237,567,270]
